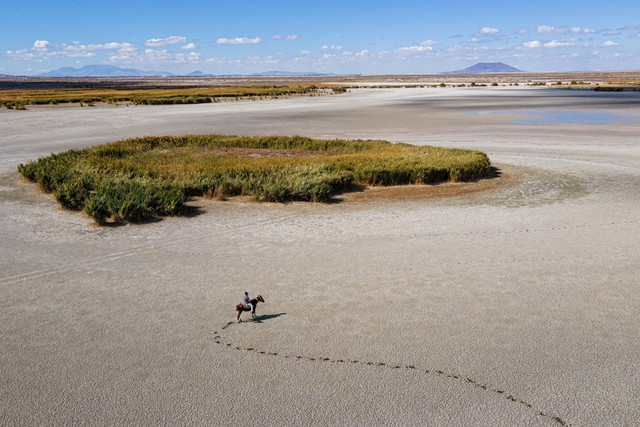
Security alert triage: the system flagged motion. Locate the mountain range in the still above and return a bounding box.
[39,65,176,77]
[440,62,522,74]
[34,65,335,78]
[2,63,523,78]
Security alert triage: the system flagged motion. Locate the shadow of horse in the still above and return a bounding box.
[250,312,286,323]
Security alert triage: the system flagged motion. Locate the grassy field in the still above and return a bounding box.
[0,85,342,109]
[18,135,491,224]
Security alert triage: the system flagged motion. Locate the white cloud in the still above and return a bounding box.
[32,40,49,51]
[537,25,557,34]
[544,40,576,48]
[216,37,262,45]
[285,34,299,40]
[537,25,595,35]
[6,48,36,60]
[176,52,201,63]
[88,42,136,51]
[480,27,500,34]
[247,55,279,65]
[601,40,619,47]
[205,57,241,64]
[181,43,196,50]
[272,35,282,40]
[523,40,542,48]
[108,47,200,65]
[396,42,434,53]
[145,36,187,47]
[515,28,528,34]
[300,50,310,55]
[48,44,96,58]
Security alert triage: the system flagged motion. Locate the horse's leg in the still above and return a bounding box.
[237,310,242,322]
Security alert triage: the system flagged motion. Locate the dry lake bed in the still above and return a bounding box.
[1,86,639,425]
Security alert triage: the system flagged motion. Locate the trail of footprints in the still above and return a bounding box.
[214,321,567,426]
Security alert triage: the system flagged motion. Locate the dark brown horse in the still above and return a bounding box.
[236,295,265,322]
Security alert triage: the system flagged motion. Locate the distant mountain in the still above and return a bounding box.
[39,65,175,77]
[251,71,334,77]
[441,62,522,74]
[36,66,336,78]
[185,70,211,77]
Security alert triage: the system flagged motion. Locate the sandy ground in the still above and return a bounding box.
[1,86,639,426]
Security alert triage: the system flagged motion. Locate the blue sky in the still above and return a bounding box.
[2,0,639,75]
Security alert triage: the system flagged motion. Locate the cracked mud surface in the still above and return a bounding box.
[1,87,639,425]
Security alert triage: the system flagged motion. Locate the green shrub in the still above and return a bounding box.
[84,195,111,225]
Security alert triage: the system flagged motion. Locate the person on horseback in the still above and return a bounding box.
[243,291,254,314]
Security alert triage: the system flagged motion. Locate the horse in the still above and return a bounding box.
[236,295,265,322]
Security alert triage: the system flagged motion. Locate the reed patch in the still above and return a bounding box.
[0,85,330,109]
[18,135,491,224]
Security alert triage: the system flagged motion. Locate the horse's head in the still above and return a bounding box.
[256,295,265,303]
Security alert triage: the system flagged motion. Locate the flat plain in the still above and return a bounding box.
[1,78,639,426]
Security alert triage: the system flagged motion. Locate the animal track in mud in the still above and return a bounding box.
[215,321,568,426]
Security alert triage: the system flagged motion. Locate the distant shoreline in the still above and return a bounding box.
[1,70,639,90]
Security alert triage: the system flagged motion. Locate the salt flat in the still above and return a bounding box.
[1,87,639,426]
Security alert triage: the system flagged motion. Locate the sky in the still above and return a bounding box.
[2,0,640,76]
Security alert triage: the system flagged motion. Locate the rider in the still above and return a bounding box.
[243,291,254,314]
